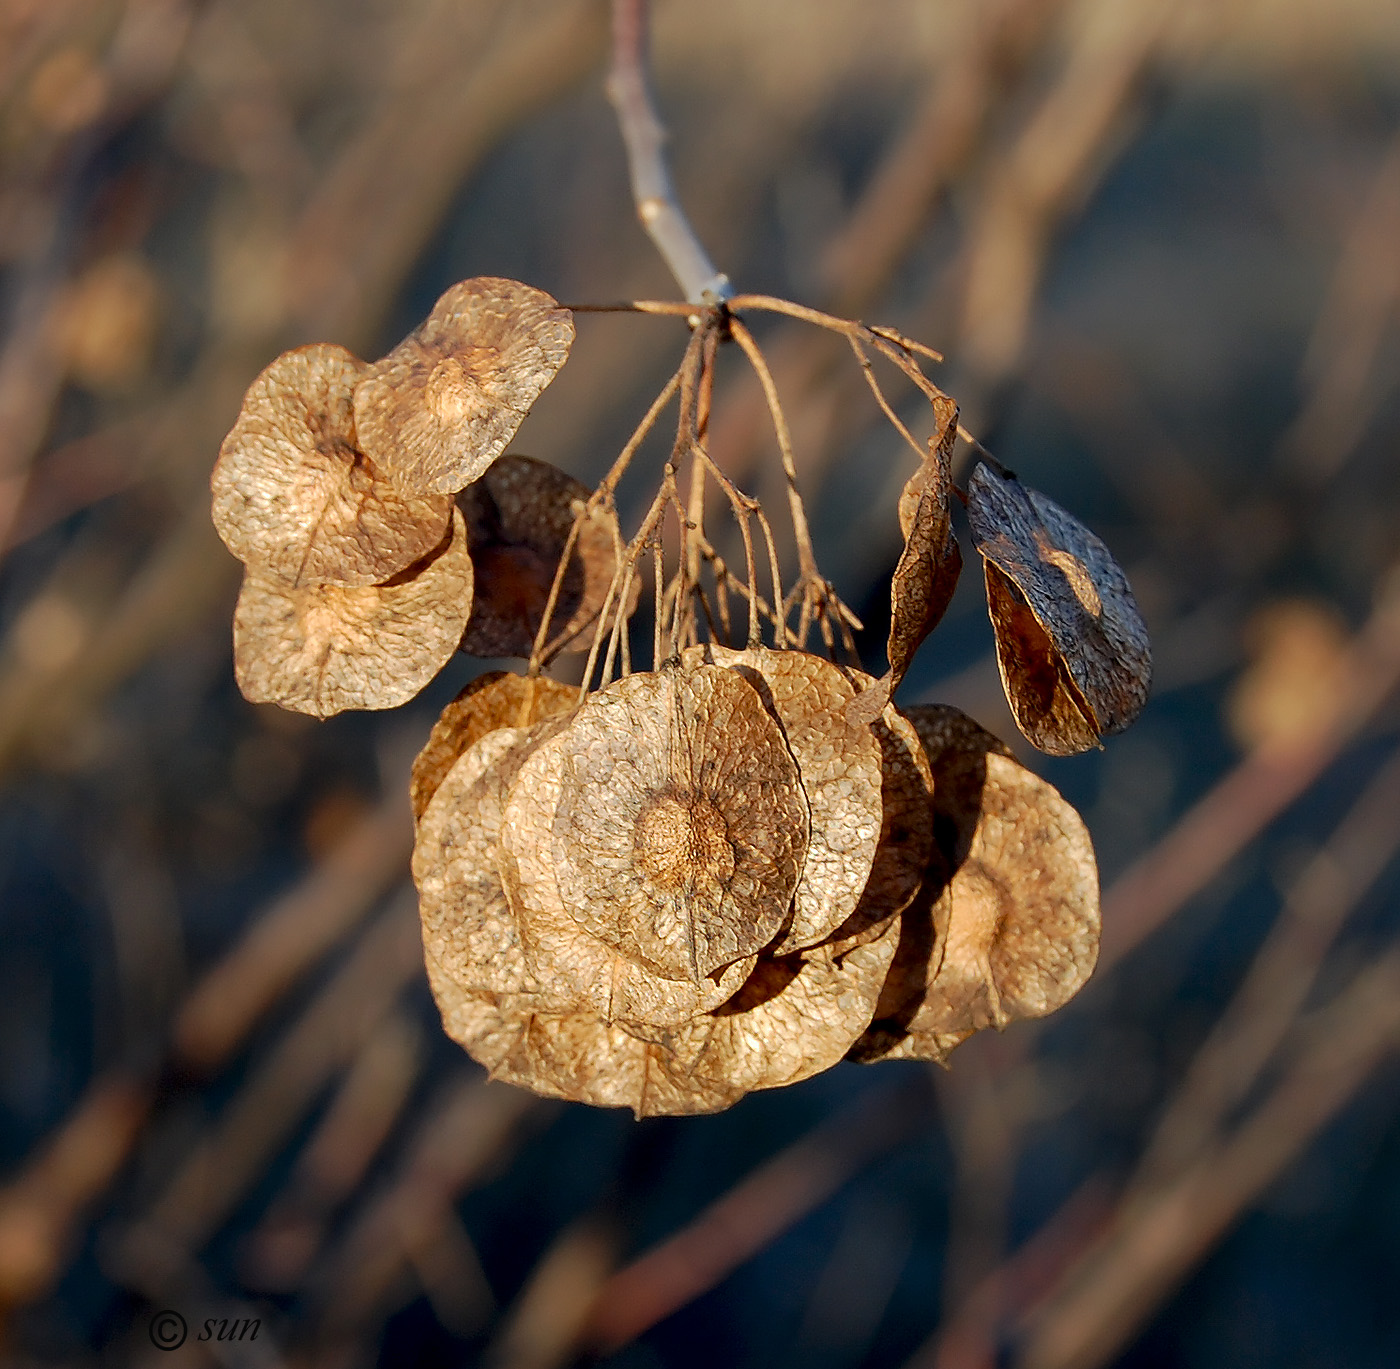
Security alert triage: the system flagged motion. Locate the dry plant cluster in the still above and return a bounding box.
[211,274,1150,1115]
[3,0,1398,1363]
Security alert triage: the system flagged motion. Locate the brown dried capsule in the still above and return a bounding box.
[850,705,1099,1063]
[211,344,453,587]
[425,914,899,1117]
[498,724,754,1028]
[414,718,570,1002]
[353,278,574,496]
[967,463,1151,756]
[540,663,809,983]
[885,395,962,686]
[410,669,576,822]
[697,646,883,953]
[457,454,629,659]
[233,507,474,718]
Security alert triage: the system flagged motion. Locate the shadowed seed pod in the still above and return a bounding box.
[211,344,453,587]
[693,645,885,953]
[232,508,474,717]
[410,669,576,822]
[353,278,574,497]
[826,677,935,949]
[522,662,811,983]
[457,454,631,659]
[967,463,1151,756]
[849,704,1099,1063]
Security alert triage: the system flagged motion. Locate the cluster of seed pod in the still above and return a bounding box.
[410,650,1099,1116]
[209,278,608,716]
[212,273,1152,1116]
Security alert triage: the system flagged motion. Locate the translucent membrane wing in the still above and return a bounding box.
[354,278,574,497]
[233,507,473,717]
[212,343,452,587]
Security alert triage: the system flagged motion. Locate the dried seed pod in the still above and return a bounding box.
[500,722,756,1028]
[694,646,883,953]
[545,664,809,982]
[424,964,730,1114]
[457,454,628,659]
[826,690,936,949]
[211,344,453,586]
[850,705,1099,1063]
[967,463,1151,756]
[886,395,962,686]
[426,914,899,1117]
[233,507,473,717]
[414,719,569,1001]
[353,278,574,496]
[410,669,576,822]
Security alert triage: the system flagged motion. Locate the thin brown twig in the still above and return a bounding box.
[690,441,762,647]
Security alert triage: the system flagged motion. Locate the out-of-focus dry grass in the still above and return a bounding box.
[1,1,1399,1366]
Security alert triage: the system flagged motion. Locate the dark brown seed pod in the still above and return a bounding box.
[849,705,1099,1063]
[543,664,809,983]
[353,278,574,497]
[410,669,576,822]
[457,454,630,659]
[211,344,453,587]
[425,914,899,1117]
[698,646,884,953]
[885,394,962,686]
[232,506,474,717]
[498,725,754,1028]
[414,720,568,1001]
[967,463,1151,756]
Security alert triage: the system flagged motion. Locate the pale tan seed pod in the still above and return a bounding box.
[695,646,883,953]
[850,705,1099,1063]
[425,914,899,1117]
[542,664,809,983]
[458,455,631,659]
[232,507,473,718]
[410,669,576,822]
[211,344,453,587]
[414,719,570,1002]
[423,962,727,1115]
[353,278,574,497]
[967,463,1151,756]
[498,723,755,1028]
[631,918,901,1093]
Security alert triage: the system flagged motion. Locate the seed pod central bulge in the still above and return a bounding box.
[633,790,736,894]
[549,663,809,984]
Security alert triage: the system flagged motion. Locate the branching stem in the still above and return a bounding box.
[608,0,732,305]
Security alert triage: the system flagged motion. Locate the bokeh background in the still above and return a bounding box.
[2,0,1400,1365]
